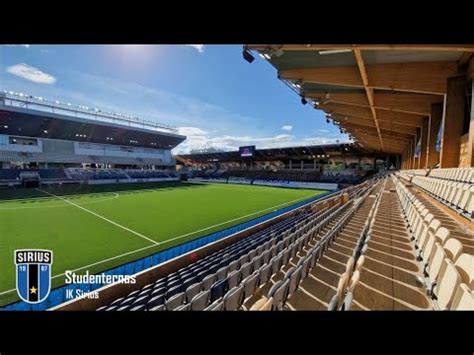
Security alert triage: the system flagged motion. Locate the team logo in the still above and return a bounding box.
[15,249,53,304]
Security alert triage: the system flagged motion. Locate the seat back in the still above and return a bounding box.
[226,269,241,289]
[185,282,202,302]
[450,284,474,310]
[435,259,462,310]
[243,272,260,300]
[190,290,211,311]
[443,238,463,262]
[202,274,217,291]
[165,292,185,310]
[427,242,446,282]
[223,285,244,311]
[271,279,290,310]
[210,279,229,303]
[288,265,303,297]
[454,253,474,288]
[241,261,253,279]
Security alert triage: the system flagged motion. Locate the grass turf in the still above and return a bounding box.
[0,181,325,306]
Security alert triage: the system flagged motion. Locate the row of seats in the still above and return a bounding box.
[345,179,431,309]
[248,195,360,310]
[96,183,368,311]
[65,168,174,181]
[0,168,68,181]
[219,169,324,183]
[429,168,474,183]
[0,169,20,181]
[411,175,474,219]
[394,176,473,310]
[97,206,327,310]
[213,199,358,311]
[398,168,474,183]
[248,181,382,311]
[125,170,170,179]
[401,169,428,178]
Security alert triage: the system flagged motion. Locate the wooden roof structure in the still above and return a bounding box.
[247,45,474,155]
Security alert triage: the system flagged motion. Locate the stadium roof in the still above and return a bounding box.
[0,92,186,150]
[246,45,474,155]
[176,143,377,163]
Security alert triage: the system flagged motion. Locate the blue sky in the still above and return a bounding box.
[0,45,349,153]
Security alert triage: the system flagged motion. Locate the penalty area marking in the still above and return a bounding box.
[0,191,321,297]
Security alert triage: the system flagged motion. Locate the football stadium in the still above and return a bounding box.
[0,44,473,312]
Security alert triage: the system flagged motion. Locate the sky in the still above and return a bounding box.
[0,45,349,154]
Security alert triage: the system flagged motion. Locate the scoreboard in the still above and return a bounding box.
[239,145,256,157]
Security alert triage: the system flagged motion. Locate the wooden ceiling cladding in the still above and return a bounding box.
[249,44,471,155]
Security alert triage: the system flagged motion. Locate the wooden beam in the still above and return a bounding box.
[355,139,405,153]
[467,80,474,167]
[440,75,466,168]
[468,56,474,80]
[352,133,410,145]
[458,52,473,67]
[336,116,417,135]
[249,44,474,52]
[279,61,458,95]
[353,48,383,148]
[320,102,371,118]
[356,137,407,147]
[321,103,425,127]
[427,103,443,168]
[419,117,429,169]
[305,91,442,116]
[344,124,413,141]
[373,92,442,115]
[305,92,369,106]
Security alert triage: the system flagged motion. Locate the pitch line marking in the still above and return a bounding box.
[36,188,159,246]
[0,191,322,296]
[154,193,321,246]
[0,193,120,210]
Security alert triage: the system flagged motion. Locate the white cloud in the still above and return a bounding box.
[174,126,350,154]
[175,127,294,153]
[178,127,208,136]
[281,125,293,131]
[0,68,349,155]
[186,45,205,53]
[317,129,329,133]
[4,44,30,48]
[6,63,56,84]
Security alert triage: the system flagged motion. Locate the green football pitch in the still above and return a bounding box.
[0,181,325,306]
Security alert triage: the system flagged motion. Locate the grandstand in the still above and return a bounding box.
[0,91,185,187]
[176,143,388,188]
[1,44,473,312]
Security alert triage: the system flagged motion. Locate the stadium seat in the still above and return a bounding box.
[210,279,229,303]
[433,259,462,310]
[450,284,474,310]
[165,292,185,310]
[242,272,259,301]
[190,290,211,311]
[454,254,474,289]
[268,279,290,310]
[185,282,202,303]
[204,300,224,311]
[223,285,244,310]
